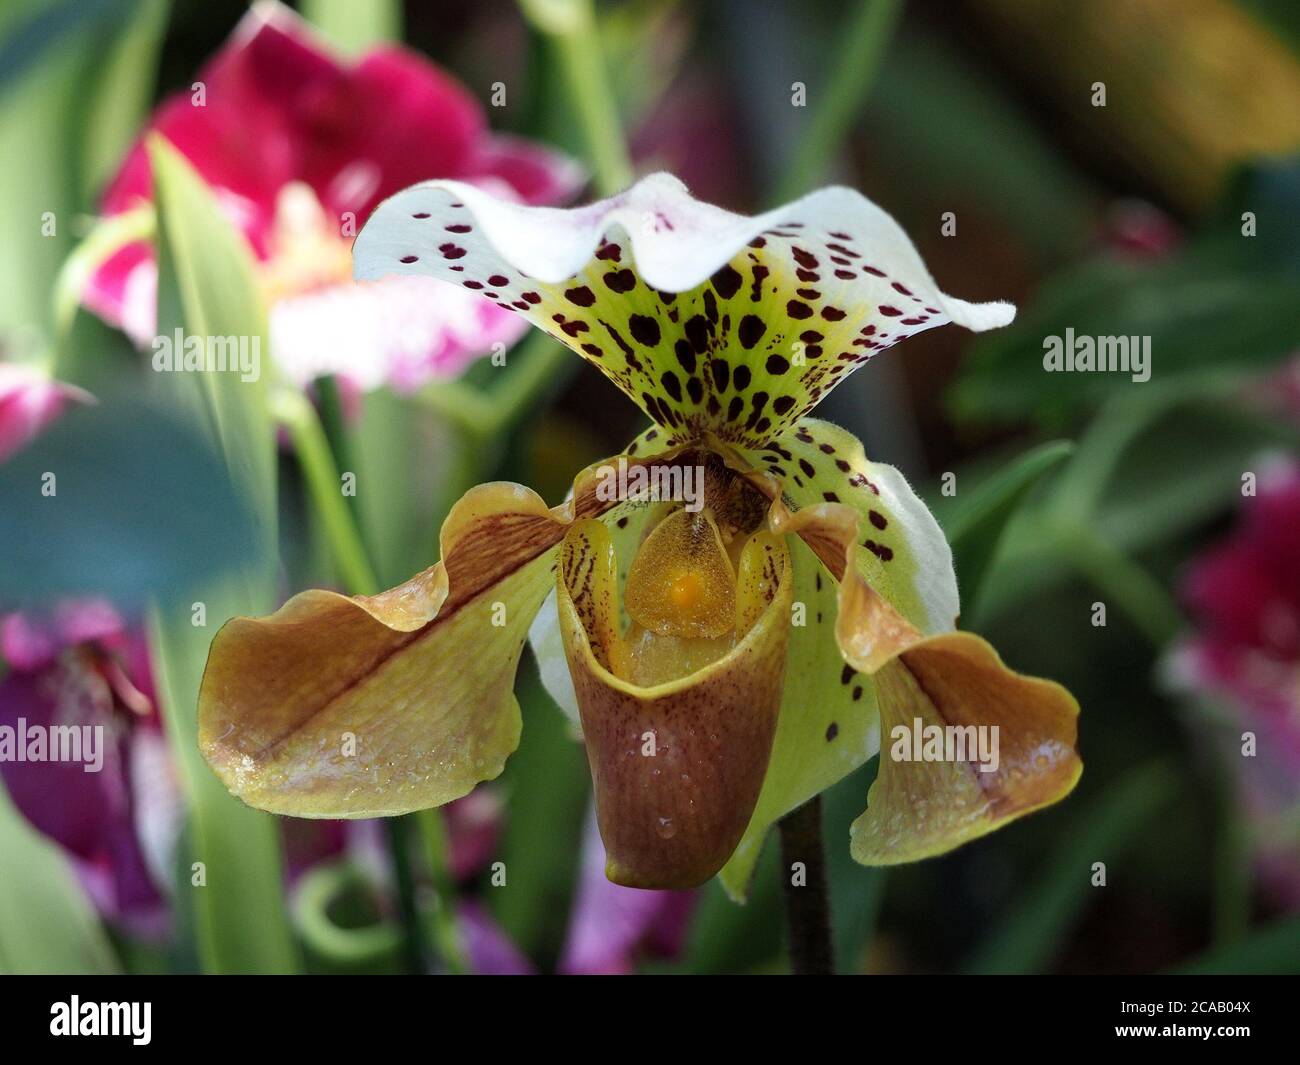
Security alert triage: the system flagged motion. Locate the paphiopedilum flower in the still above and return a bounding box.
[84,1,582,392]
[199,174,1081,893]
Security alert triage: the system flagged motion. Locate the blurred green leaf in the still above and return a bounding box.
[937,440,1073,620]
[489,654,589,964]
[0,783,119,974]
[300,0,401,51]
[0,0,131,97]
[825,758,886,973]
[149,136,277,539]
[963,761,1178,974]
[1173,916,1300,975]
[0,395,259,610]
[149,598,299,974]
[951,157,1300,429]
[148,136,296,973]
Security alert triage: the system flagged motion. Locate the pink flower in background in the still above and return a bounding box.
[560,809,697,974]
[0,363,90,462]
[0,602,180,936]
[1175,460,1300,907]
[84,1,582,392]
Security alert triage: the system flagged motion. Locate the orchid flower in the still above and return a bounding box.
[1173,460,1300,907]
[0,601,178,934]
[84,1,582,393]
[0,362,90,462]
[198,174,1081,894]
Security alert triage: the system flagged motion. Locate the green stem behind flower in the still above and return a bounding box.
[771,0,905,204]
[275,388,380,597]
[778,797,835,975]
[519,0,633,196]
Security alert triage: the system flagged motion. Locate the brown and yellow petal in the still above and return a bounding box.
[198,444,680,818]
[556,517,794,889]
[837,568,1081,864]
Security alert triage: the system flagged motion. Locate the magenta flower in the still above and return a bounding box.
[1175,460,1300,906]
[0,601,179,935]
[560,808,696,974]
[83,2,582,391]
[0,362,90,462]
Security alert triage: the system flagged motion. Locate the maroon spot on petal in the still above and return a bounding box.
[439,243,467,259]
[825,722,839,741]
[820,306,846,321]
[400,255,419,264]
[445,223,471,233]
[660,371,682,402]
[710,358,731,391]
[797,288,822,299]
[792,247,819,269]
[750,264,770,301]
[628,314,660,346]
[463,280,483,289]
[603,269,636,293]
[522,291,542,305]
[738,314,767,350]
[862,265,886,278]
[786,300,813,319]
[827,242,860,259]
[869,510,887,529]
[799,459,815,478]
[733,365,752,391]
[878,305,903,317]
[766,354,790,375]
[892,281,914,296]
[773,395,795,415]
[711,264,743,300]
[565,285,596,307]
[674,339,696,373]
[834,269,856,281]
[412,212,431,219]
[796,268,820,283]
[749,236,767,249]
[595,242,622,261]
[488,274,510,288]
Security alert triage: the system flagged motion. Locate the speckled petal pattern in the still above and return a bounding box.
[353,173,1014,445]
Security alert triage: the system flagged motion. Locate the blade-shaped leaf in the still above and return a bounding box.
[0,782,119,974]
[148,136,297,973]
[936,440,1073,620]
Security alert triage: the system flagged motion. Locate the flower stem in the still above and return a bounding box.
[778,797,835,975]
[274,389,380,597]
[1055,524,1183,647]
[521,0,633,195]
[384,815,430,973]
[771,0,905,203]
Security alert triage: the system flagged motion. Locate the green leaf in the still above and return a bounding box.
[963,761,1177,974]
[150,599,299,974]
[1173,917,1300,975]
[950,158,1300,429]
[0,782,119,974]
[73,0,169,201]
[148,136,297,973]
[0,395,259,610]
[300,0,401,52]
[489,654,588,964]
[937,440,1073,621]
